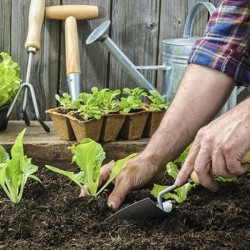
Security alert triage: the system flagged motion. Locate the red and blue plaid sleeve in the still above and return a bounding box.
[188,0,250,86]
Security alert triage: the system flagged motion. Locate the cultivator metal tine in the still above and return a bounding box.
[7,82,50,133]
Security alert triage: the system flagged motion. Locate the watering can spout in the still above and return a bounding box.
[86,21,160,95]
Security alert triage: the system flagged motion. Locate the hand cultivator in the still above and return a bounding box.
[7,0,50,132]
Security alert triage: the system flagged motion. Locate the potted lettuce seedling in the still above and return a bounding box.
[0,129,42,203]
[143,90,170,137]
[45,138,137,196]
[0,52,22,131]
[46,93,79,140]
[118,87,149,140]
[67,87,105,142]
[98,88,126,142]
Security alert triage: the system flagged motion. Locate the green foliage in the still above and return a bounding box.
[55,93,79,109]
[98,88,121,114]
[146,90,170,111]
[0,52,22,107]
[46,138,138,196]
[151,145,196,203]
[78,104,103,121]
[151,162,196,203]
[0,129,41,204]
[119,87,147,113]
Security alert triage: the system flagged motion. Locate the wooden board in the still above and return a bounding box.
[109,0,160,90]
[0,121,149,167]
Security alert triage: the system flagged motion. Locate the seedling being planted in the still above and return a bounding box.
[151,145,196,203]
[46,138,137,196]
[0,129,42,204]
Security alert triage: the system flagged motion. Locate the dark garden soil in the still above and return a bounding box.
[0,166,249,250]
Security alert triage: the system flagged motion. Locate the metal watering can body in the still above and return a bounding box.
[86,2,243,114]
[161,36,199,101]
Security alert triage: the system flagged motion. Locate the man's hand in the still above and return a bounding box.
[175,99,250,191]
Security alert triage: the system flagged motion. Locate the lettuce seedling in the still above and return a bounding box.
[146,90,170,111]
[0,129,41,203]
[151,162,196,203]
[151,145,196,203]
[46,138,137,196]
[119,87,147,113]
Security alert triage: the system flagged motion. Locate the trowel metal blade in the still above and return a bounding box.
[106,198,168,221]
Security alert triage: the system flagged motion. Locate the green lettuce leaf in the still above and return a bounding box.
[0,129,41,203]
[151,159,196,204]
[70,138,106,196]
[45,165,83,188]
[0,52,22,107]
[96,153,138,196]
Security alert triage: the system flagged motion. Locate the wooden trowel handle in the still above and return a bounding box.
[191,148,250,184]
[25,0,45,50]
[45,5,100,20]
[65,16,81,74]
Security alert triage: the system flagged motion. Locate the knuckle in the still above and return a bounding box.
[228,166,244,176]
[196,128,206,140]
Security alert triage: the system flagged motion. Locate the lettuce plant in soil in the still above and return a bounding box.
[0,129,41,203]
[0,52,22,131]
[46,138,137,196]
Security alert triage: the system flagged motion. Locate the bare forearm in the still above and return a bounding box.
[142,64,235,168]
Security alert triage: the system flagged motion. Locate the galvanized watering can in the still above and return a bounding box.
[86,2,244,113]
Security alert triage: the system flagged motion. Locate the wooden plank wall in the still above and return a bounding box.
[0,0,220,120]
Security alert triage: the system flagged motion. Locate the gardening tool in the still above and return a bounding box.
[6,0,50,133]
[107,149,250,221]
[86,2,245,114]
[45,5,105,100]
[65,16,81,101]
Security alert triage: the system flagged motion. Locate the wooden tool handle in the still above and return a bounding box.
[65,16,81,74]
[25,0,45,50]
[45,5,99,20]
[191,148,250,184]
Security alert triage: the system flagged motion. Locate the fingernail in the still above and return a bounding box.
[79,189,86,197]
[108,201,117,210]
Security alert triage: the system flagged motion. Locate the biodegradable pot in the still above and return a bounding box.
[100,113,126,142]
[67,112,104,143]
[45,108,76,140]
[143,109,166,137]
[0,105,9,131]
[119,111,149,140]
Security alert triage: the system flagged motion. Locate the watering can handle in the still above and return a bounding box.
[183,2,216,38]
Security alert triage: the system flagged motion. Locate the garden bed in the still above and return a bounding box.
[0,168,249,249]
[0,121,249,249]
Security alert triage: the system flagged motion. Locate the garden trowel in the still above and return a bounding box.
[106,149,250,221]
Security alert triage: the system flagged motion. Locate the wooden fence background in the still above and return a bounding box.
[0,0,220,120]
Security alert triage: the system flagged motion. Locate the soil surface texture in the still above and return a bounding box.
[0,167,249,250]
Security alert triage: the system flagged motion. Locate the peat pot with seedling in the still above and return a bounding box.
[143,90,170,138]
[46,93,78,140]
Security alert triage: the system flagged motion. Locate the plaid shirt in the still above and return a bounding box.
[188,0,250,86]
